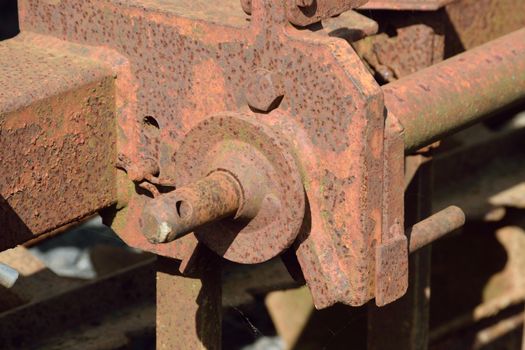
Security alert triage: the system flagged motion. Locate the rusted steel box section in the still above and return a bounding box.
[0,36,117,250]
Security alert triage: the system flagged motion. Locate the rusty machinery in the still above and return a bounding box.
[1,0,525,348]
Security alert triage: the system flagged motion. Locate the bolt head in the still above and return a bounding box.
[245,69,284,112]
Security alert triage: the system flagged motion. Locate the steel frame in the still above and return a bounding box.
[1,0,525,348]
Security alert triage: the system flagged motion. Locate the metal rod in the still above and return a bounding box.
[383,28,525,153]
[408,206,465,253]
[141,171,242,243]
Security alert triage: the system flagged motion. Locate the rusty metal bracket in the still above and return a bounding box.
[2,0,523,316]
[375,113,408,306]
[17,0,384,307]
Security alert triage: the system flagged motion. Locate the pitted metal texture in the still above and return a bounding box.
[19,0,384,307]
[0,37,116,250]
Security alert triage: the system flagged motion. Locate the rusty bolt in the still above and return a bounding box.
[296,0,314,7]
[141,171,243,243]
[245,69,284,112]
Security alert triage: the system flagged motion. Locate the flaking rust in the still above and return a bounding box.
[0,36,117,250]
[13,0,519,312]
[17,0,385,308]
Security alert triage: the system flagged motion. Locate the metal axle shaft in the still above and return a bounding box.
[141,171,242,243]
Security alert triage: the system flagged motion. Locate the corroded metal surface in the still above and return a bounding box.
[369,155,433,350]
[355,6,525,308]
[1,3,525,350]
[383,28,525,152]
[244,68,284,112]
[18,0,384,307]
[375,115,408,306]
[11,0,525,318]
[142,171,242,243]
[408,206,465,253]
[172,113,305,263]
[353,20,445,82]
[361,0,456,10]
[444,0,525,54]
[132,112,305,264]
[354,0,525,82]
[0,36,116,250]
[157,255,221,350]
[367,12,447,306]
[284,0,368,26]
[241,0,368,26]
[321,10,379,42]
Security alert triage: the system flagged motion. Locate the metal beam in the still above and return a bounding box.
[0,36,117,249]
[156,254,222,349]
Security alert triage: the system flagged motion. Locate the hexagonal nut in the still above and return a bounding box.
[244,69,284,112]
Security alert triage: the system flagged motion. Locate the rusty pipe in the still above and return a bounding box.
[383,28,525,153]
[141,171,242,243]
[408,206,465,253]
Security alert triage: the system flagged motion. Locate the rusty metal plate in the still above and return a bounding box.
[352,18,445,82]
[19,0,383,307]
[375,235,408,306]
[0,37,116,250]
[375,114,408,306]
[444,0,525,53]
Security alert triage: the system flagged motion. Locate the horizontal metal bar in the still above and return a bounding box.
[408,206,465,253]
[0,36,117,250]
[360,0,455,11]
[383,28,525,153]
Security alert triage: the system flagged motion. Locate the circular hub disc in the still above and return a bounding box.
[174,112,305,263]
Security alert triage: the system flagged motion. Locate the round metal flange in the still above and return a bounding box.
[174,112,305,263]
